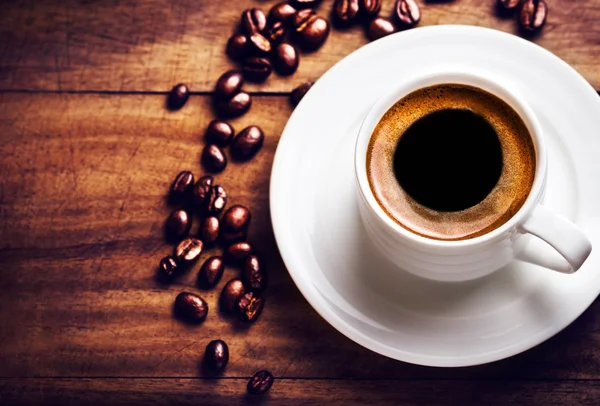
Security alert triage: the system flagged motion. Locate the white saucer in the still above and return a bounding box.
[270,25,600,367]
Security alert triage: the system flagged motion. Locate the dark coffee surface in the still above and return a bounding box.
[367,84,536,241]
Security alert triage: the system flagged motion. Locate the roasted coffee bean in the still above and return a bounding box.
[174,291,208,323]
[394,0,420,28]
[519,0,547,32]
[199,216,220,245]
[165,209,192,241]
[292,10,330,51]
[197,256,225,288]
[236,292,265,323]
[247,370,274,395]
[214,70,244,100]
[231,126,264,160]
[248,33,272,55]
[191,176,214,208]
[167,83,190,110]
[226,34,249,61]
[359,0,381,18]
[215,92,252,118]
[497,0,521,9]
[225,242,253,264]
[266,21,287,44]
[204,185,227,215]
[334,0,360,24]
[222,205,251,233]
[201,144,227,173]
[290,81,313,106]
[241,8,267,35]
[169,170,194,203]
[174,238,203,264]
[220,279,246,313]
[273,43,299,76]
[242,255,268,293]
[205,120,234,147]
[367,17,396,40]
[269,2,297,23]
[159,255,179,278]
[243,57,273,83]
[204,340,229,371]
[292,0,322,9]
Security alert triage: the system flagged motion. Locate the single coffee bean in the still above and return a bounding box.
[292,0,322,9]
[243,57,273,83]
[225,242,253,264]
[191,175,214,208]
[242,255,268,293]
[231,126,264,160]
[497,0,521,9]
[167,83,190,110]
[205,120,234,147]
[334,0,360,25]
[269,2,297,23]
[214,70,244,100]
[367,17,396,41]
[220,279,246,313]
[236,292,265,323]
[197,256,225,288]
[174,238,203,264]
[226,34,249,61]
[204,185,227,215]
[201,144,227,173]
[199,216,220,245]
[169,170,194,203]
[290,81,313,106]
[247,370,274,395]
[292,10,330,51]
[174,291,208,323]
[248,32,272,55]
[519,0,547,32]
[159,255,179,278]
[266,21,287,44]
[241,8,267,35]
[272,43,299,76]
[394,0,420,28]
[165,209,192,241]
[204,340,229,371]
[359,0,382,18]
[215,92,252,118]
[222,205,252,233]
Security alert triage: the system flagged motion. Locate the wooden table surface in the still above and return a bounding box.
[1,0,600,404]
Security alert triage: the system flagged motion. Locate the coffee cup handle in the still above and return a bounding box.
[520,204,592,273]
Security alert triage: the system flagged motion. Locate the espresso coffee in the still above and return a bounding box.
[367,84,536,241]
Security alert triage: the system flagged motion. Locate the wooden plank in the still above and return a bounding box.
[0,0,599,92]
[1,378,599,405]
[1,93,600,380]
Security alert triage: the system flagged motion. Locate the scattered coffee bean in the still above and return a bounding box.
[169,170,194,203]
[199,216,220,245]
[359,0,382,18]
[269,2,298,23]
[201,144,227,173]
[216,92,252,118]
[174,238,203,264]
[248,32,272,55]
[273,43,299,76]
[266,21,287,44]
[167,83,190,110]
[241,8,267,35]
[497,0,521,10]
[243,57,273,83]
[197,256,225,288]
[215,70,245,100]
[226,34,249,61]
[231,126,264,161]
[204,340,229,371]
[192,175,214,208]
[290,81,313,106]
[236,291,265,323]
[225,242,253,264]
[204,185,227,215]
[367,17,396,41]
[205,120,234,147]
[334,0,360,25]
[292,9,330,51]
[222,205,251,233]
[174,291,208,323]
[519,0,547,32]
[165,209,192,241]
[243,255,268,293]
[394,0,420,28]
[221,279,246,313]
[159,255,179,278]
[247,370,274,395]
[292,0,322,9]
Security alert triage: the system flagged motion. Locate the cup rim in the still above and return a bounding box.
[354,66,548,248]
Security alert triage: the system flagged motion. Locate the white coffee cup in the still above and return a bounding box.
[354,67,592,282]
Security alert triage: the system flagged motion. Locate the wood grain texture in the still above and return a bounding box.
[1,0,599,92]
